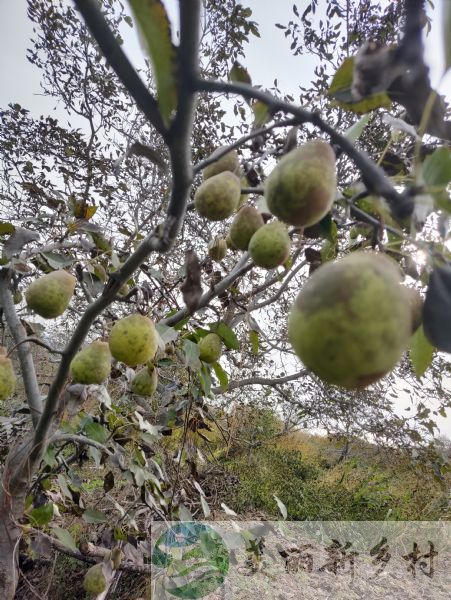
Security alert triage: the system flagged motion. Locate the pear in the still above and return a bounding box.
[199,333,222,363]
[195,172,241,221]
[229,205,264,251]
[203,146,240,180]
[403,286,423,333]
[83,563,106,596]
[265,139,336,226]
[26,270,76,318]
[0,347,16,401]
[248,221,291,269]
[131,364,158,396]
[70,341,111,385]
[208,237,227,262]
[288,251,411,389]
[109,314,158,367]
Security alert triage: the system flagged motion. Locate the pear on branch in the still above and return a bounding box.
[70,341,111,385]
[288,251,411,389]
[25,270,76,318]
[195,171,241,221]
[265,139,337,227]
[229,205,264,251]
[0,347,16,401]
[131,363,158,396]
[109,314,158,367]
[199,333,222,364]
[203,145,240,180]
[249,221,291,269]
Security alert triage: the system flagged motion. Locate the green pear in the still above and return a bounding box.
[208,236,228,262]
[26,270,76,318]
[203,146,240,180]
[248,221,291,269]
[229,205,264,251]
[199,333,222,363]
[70,341,111,385]
[288,251,411,389]
[265,139,336,226]
[195,172,241,221]
[83,563,106,596]
[109,314,158,367]
[131,364,158,396]
[0,347,16,401]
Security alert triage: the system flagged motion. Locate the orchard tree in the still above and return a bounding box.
[0,0,450,597]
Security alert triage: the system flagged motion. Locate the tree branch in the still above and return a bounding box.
[73,0,167,138]
[0,272,42,428]
[195,79,413,219]
[49,433,113,457]
[6,338,62,358]
[213,370,307,394]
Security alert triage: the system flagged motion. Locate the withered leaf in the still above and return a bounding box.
[181,249,202,314]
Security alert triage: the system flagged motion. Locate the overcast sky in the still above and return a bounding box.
[0,0,450,437]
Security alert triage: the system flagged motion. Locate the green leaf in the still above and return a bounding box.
[128,0,177,126]
[29,503,54,527]
[183,339,201,370]
[344,114,372,143]
[84,422,109,444]
[410,325,435,378]
[252,101,270,127]
[82,509,107,524]
[443,0,451,72]
[0,222,15,236]
[212,362,228,391]
[51,527,77,552]
[328,57,392,114]
[213,322,240,350]
[249,329,259,355]
[41,252,74,269]
[422,147,451,188]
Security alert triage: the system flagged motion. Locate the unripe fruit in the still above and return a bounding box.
[131,364,158,396]
[288,251,411,389]
[229,205,264,251]
[208,237,228,262]
[0,347,16,401]
[203,146,240,180]
[70,341,111,385]
[199,333,222,363]
[109,314,158,367]
[25,270,76,318]
[83,563,106,596]
[195,172,241,221]
[248,221,291,269]
[225,233,238,251]
[265,139,336,226]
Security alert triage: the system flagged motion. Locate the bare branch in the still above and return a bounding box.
[6,338,62,359]
[213,370,307,394]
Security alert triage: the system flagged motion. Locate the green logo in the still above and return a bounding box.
[152,522,229,599]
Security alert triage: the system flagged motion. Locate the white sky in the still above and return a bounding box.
[0,0,449,437]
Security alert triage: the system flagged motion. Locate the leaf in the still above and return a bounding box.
[103,471,115,493]
[410,325,435,378]
[178,503,193,522]
[29,503,54,527]
[128,0,177,126]
[252,100,270,127]
[181,250,203,313]
[84,422,109,444]
[212,362,228,391]
[273,495,288,520]
[200,495,211,518]
[443,0,451,72]
[0,222,15,236]
[41,252,75,269]
[2,227,39,259]
[82,509,107,524]
[155,323,179,345]
[183,339,201,371]
[51,527,77,552]
[423,265,451,352]
[344,114,371,143]
[229,61,252,85]
[422,147,451,188]
[128,141,168,173]
[249,329,259,355]
[327,57,392,114]
[213,322,240,350]
[220,502,237,517]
